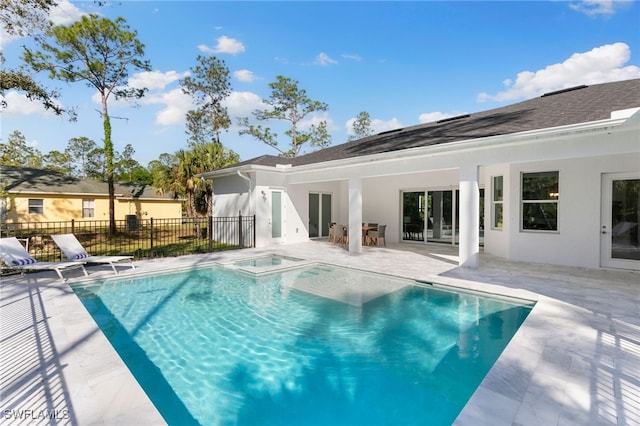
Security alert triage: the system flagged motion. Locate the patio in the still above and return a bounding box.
[1,241,638,425]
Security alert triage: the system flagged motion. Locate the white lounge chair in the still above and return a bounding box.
[0,236,88,281]
[51,233,135,274]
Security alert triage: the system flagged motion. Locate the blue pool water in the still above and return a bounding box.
[71,264,532,425]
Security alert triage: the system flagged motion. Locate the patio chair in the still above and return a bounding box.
[51,233,135,274]
[328,223,337,243]
[339,225,349,244]
[0,237,88,281]
[368,225,386,246]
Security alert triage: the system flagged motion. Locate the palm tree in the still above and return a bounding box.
[150,153,181,199]
[192,142,239,217]
[152,144,239,238]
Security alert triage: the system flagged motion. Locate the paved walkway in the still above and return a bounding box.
[1,241,638,425]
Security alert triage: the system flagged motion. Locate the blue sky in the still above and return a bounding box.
[2,0,640,167]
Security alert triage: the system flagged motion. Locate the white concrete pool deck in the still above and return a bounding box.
[1,241,638,425]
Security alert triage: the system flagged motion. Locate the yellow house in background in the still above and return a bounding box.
[1,166,184,223]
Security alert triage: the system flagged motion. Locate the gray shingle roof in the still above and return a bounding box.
[0,166,177,200]
[235,78,640,168]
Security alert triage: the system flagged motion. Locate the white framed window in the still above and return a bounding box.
[28,199,44,215]
[492,176,503,229]
[521,171,559,231]
[82,199,95,218]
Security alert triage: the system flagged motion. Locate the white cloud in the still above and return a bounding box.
[418,112,456,124]
[371,118,402,134]
[234,69,256,83]
[90,90,103,105]
[0,0,84,47]
[345,117,402,135]
[315,52,338,66]
[99,86,192,126]
[0,91,59,116]
[27,138,42,150]
[198,36,245,55]
[569,0,632,16]
[149,88,193,126]
[49,0,86,26]
[197,44,211,53]
[477,43,640,102]
[88,70,190,114]
[0,31,19,47]
[299,112,337,132]
[128,70,189,90]
[216,36,245,54]
[341,54,363,62]
[100,86,263,129]
[224,91,267,117]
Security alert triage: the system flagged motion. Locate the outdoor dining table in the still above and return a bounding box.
[333,225,378,245]
[362,226,376,245]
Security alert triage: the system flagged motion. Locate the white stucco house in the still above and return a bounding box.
[202,78,640,271]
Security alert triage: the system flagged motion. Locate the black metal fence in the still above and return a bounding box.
[0,215,255,263]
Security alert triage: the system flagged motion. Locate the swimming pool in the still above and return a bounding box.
[71,263,533,425]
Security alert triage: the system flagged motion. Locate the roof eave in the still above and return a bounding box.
[199,163,291,179]
[6,191,126,197]
[4,190,183,201]
[201,112,637,179]
[287,115,635,173]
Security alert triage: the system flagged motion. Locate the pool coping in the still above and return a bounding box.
[215,253,313,276]
[1,241,638,425]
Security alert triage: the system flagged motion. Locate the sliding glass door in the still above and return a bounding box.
[427,190,454,243]
[402,189,484,245]
[309,192,332,238]
[402,190,454,243]
[402,192,425,241]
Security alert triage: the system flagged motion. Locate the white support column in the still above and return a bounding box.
[459,165,480,268]
[348,177,363,255]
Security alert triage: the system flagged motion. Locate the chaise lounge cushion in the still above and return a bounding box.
[11,256,37,266]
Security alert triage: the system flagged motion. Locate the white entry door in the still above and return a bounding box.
[270,190,284,243]
[601,172,640,270]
